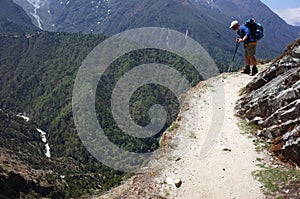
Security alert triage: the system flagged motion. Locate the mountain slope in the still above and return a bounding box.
[13,0,300,70]
[0,109,105,198]
[0,0,38,34]
[0,27,203,197]
[1,0,300,197]
[98,38,300,199]
[199,0,300,60]
[98,64,265,199]
[0,32,116,198]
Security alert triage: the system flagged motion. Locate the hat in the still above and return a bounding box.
[229,20,239,28]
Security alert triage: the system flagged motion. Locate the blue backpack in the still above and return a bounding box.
[245,18,264,41]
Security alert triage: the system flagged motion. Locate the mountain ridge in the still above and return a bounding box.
[1,0,300,198]
[13,0,300,70]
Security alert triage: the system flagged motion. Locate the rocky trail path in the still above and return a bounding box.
[99,71,267,199]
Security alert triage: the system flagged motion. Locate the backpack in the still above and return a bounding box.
[245,18,264,41]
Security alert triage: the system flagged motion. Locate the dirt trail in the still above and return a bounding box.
[99,72,266,199]
[156,73,265,199]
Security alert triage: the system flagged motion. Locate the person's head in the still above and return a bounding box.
[229,20,239,31]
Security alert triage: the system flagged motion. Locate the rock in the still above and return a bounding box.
[283,189,290,194]
[236,37,300,166]
[174,178,182,188]
[175,157,181,162]
[251,116,263,124]
[176,113,182,122]
[292,46,300,58]
[222,148,232,152]
[259,184,264,188]
[165,176,173,185]
[165,177,182,188]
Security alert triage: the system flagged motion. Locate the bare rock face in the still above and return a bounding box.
[0,149,57,198]
[236,37,300,165]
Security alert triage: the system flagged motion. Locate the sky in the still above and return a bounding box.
[260,0,300,26]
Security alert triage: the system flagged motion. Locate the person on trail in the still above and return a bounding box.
[229,20,258,76]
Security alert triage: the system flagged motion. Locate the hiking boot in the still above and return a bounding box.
[241,65,250,74]
[250,66,258,76]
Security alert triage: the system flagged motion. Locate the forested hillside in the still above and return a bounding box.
[0,30,203,197]
[2,0,299,197]
[0,32,112,198]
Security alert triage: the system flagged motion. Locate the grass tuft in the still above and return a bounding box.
[238,86,247,96]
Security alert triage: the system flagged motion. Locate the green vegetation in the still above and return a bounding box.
[238,119,300,198]
[238,119,269,152]
[238,86,247,96]
[0,17,37,35]
[189,132,197,139]
[167,122,180,132]
[0,31,203,197]
[253,166,300,197]
[238,119,259,136]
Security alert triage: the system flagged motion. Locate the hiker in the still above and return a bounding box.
[229,20,258,76]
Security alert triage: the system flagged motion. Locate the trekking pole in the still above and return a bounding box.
[227,41,240,72]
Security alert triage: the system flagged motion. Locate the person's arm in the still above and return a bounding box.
[237,35,248,43]
[237,26,250,43]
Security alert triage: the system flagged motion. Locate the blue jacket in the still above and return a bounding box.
[237,25,255,44]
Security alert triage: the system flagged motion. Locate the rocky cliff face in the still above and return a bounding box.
[236,37,300,165]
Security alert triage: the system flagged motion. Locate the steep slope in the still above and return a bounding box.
[191,0,300,59]
[0,0,38,34]
[13,0,300,70]
[0,32,116,198]
[0,27,204,197]
[98,38,300,199]
[98,65,265,199]
[12,0,235,70]
[0,109,105,198]
[13,0,110,31]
